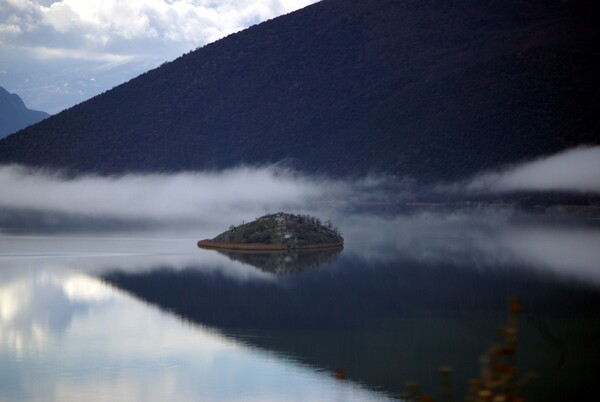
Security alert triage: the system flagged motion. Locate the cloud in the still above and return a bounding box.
[27,45,135,62]
[1,0,317,57]
[0,0,318,113]
[463,146,600,194]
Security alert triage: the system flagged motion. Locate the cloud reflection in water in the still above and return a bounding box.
[0,270,389,402]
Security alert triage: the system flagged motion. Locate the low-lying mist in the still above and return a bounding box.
[462,145,600,194]
[0,164,389,230]
[341,211,600,285]
[0,145,598,233]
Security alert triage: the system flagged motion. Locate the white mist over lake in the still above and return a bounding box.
[464,146,600,194]
[0,164,388,226]
[1,146,598,229]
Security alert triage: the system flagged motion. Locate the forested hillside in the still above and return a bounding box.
[0,0,597,181]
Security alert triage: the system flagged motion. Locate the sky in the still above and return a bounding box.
[0,0,318,114]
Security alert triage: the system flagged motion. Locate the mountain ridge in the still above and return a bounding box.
[0,86,49,140]
[0,0,597,181]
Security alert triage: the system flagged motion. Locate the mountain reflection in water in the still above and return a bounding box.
[104,247,600,401]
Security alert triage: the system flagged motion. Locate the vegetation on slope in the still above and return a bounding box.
[204,212,343,248]
[0,0,597,181]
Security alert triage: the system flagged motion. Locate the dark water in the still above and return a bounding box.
[1,210,599,401]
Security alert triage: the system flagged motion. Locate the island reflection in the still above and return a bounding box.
[214,246,343,275]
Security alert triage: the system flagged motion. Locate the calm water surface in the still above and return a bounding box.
[1,210,599,401]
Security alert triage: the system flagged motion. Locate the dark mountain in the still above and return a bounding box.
[0,86,49,139]
[0,0,597,181]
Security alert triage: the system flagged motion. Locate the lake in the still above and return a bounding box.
[1,208,599,401]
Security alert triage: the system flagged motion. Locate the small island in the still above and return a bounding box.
[198,212,343,251]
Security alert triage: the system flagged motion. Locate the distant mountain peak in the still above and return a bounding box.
[0,86,49,139]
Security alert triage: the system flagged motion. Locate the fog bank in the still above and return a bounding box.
[465,146,600,194]
[1,145,598,232]
[0,165,387,226]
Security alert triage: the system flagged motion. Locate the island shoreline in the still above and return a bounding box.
[197,239,344,251]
